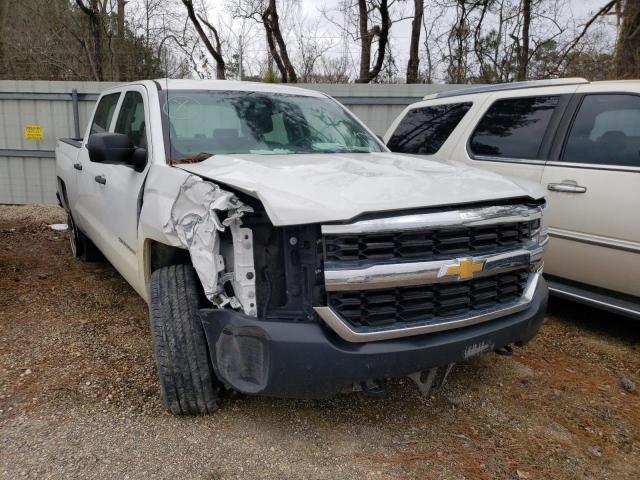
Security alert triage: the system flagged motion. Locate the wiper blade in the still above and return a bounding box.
[169,152,214,166]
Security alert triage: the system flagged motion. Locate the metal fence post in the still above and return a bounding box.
[71,88,81,139]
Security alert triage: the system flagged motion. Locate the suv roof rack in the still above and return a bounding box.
[428,78,589,100]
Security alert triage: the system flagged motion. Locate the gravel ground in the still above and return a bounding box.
[1,204,639,480]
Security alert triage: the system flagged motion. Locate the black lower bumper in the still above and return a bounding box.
[200,278,548,399]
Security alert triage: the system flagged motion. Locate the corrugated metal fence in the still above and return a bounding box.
[0,80,470,205]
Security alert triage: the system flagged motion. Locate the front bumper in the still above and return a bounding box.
[200,277,548,399]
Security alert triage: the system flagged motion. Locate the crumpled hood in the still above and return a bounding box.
[178,152,545,226]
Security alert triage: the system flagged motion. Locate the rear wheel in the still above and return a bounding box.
[67,213,83,258]
[67,212,101,262]
[78,230,102,262]
[149,264,222,415]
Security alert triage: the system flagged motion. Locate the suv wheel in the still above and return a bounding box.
[149,264,222,415]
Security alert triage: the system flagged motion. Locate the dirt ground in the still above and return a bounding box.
[1,204,639,480]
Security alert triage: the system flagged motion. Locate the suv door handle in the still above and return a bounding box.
[94,175,106,185]
[73,163,82,171]
[547,182,587,193]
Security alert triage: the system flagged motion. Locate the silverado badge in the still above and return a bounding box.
[439,258,485,280]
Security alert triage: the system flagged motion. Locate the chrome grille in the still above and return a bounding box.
[324,219,540,262]
[316,203,546,342]
[327,268,529,328]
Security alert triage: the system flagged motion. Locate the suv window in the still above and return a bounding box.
[470,96,560,159]
[563,94,640,167]
[387,102,471,154]
[89,93,120,135]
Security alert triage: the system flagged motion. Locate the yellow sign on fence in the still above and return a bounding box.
[25,124,43,141]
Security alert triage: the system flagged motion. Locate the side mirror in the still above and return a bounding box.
[87,133,147,172]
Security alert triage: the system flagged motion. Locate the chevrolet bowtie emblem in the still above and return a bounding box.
[439,258,485,280]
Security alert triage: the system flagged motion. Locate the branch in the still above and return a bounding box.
[75,0,95,17]
[197,13,222,54]
[552,0,617,74]
[180,0,225,78]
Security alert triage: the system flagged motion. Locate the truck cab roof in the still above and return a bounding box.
[100,79,328,98]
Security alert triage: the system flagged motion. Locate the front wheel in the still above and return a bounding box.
[149,264,222,415]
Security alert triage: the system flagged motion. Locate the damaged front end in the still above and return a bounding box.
[164,177,548,399]
[164,175,332,397]
[164,175,257,314]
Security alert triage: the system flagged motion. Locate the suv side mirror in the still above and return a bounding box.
[87,133,147,172]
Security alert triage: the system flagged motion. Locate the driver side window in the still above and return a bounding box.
[115,91,147,149]
[89,93,120,136]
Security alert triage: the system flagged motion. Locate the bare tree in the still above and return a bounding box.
[546,0,616,77]
[75,0,107,80]
[181,0,226,79]
[406,0,424,83]
[516,0,531,80]
[232,0,298,82]
[319,56,350,83]
[356,0,391,83]
[445,0,479,83]
[264,0,297,81]
[293,19,336,82]
[115,0,127,81]
[0,0,170,81]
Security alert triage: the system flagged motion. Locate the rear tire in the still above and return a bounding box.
[149,264,222,415]
[67,212,101,262]
[78,230,102,262]
[67,213,83,259]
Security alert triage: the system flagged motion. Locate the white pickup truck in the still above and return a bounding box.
[56,79,549,415]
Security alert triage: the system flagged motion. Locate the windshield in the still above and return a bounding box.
[160,90,384,161]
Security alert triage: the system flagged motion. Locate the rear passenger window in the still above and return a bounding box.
[563,94,640,167]
[89,93,120,135]
[387,103,471,154]
[470,96,560,159]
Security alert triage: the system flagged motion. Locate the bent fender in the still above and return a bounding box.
[163,175,255,313]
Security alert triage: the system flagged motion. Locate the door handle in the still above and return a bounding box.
[547,182,587,193]
[73,163,83,171]
[94,175,106,185]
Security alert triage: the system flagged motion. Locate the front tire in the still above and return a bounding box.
[149,264,222,415]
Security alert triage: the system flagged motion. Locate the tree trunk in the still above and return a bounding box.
[617,0,640,78]
[262,11,288,82]
[406,0,424,83]
[369,0,390,81]
[357,0,372,83]
[517,0,531,81]
[356,0,391,83]
[266,0,297,82]
[116,0,126,81]
[0,0,11,76]
[75,0,104,80]
[181,0,225,79]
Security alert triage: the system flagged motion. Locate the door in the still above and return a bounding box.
[96,87,151,286]
[542,93,640,297]
[74,92,121,238]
